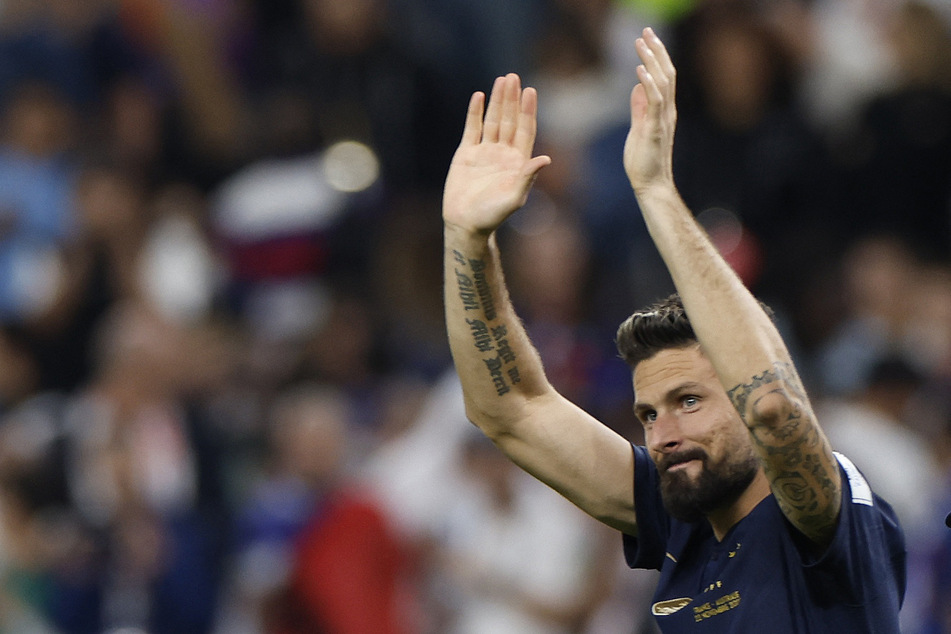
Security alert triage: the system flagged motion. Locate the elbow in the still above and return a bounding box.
[462,385,554,443]
[462,396,522,442]
[746,387,806,435]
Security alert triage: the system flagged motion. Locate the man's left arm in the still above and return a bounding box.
[625,28,841,547]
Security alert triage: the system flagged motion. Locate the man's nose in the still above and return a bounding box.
[647,412,683,453]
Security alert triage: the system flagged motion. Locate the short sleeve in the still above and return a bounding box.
[623,444,670,570]
[798,452,907,607]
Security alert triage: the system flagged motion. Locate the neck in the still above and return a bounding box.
[706,469,771,541]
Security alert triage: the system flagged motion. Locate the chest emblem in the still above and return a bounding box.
[652,597,693,616]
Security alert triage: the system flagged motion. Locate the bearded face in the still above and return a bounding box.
[657,446,760,523]
[633,345,765,524]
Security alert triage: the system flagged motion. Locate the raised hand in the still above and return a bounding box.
[624,28,677,196]
[443,73,552,236]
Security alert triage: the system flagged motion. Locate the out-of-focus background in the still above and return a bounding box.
[0,0,948,632]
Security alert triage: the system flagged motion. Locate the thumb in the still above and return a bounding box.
[630,84,648,122]
[522,154,552,178]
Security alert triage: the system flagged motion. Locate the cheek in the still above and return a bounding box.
[706,412,750,453]
[645,431,661,462]
[720,424,757,467]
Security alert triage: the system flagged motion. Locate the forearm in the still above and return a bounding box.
[443,225,638,532]
[638,185,841,542]
[443,226,551,434]
[624,27,795,391]
[636,186,791,388]
[441,73,637,533]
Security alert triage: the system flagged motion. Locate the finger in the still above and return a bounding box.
[636,64,664,116]
[499,73,521,144]
[521,154,552,178]
[635,36,670,101]
[643,28,675,76]
[629,83,648,122]
[460,91,486,146]
[483,76,505,142]
[643,27,676,98]
[514,86,539,156]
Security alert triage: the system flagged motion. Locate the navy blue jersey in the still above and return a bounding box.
[624,445,906,633]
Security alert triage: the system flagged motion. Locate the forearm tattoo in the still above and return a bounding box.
[728,363,839,542]
[469,257,497,321]
[453,250,520,396]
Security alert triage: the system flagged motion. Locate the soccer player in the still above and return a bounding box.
[442,27,905,632]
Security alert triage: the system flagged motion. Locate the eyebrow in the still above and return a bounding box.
[633,381,707,414]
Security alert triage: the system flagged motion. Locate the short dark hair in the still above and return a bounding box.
[615,293,775,368]
[615,293,697,368]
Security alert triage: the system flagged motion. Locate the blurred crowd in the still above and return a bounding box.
[0,0,949,632]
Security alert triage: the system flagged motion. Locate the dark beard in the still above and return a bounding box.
[658,448,759,523]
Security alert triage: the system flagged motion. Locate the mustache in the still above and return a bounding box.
[659,448,708,473]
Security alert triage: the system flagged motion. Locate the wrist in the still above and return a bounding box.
[632,180,679,205]
[443,220,495,244]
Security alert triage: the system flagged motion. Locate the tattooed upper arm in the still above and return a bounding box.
[728,363,842,546]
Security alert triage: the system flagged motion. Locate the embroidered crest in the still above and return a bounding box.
[652,597,693,616]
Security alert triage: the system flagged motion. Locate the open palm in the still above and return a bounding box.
[443,74,551,235]
[623,29,677,196]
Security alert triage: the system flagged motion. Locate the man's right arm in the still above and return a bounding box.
[442,74,637,534]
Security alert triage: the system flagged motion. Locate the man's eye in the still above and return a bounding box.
[683,396,699,408]
[645,411,657,422]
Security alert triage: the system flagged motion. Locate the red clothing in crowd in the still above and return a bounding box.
[279,489,418,634]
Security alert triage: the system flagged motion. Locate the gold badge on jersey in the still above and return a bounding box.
[652,597,693,616]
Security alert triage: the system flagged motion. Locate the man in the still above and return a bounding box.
[442,26,906,632]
